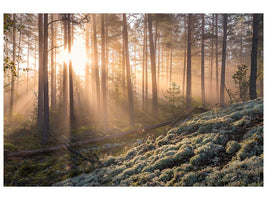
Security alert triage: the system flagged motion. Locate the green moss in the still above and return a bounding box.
[4,142,18,152]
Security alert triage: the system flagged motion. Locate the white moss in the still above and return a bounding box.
[226,141,241,154]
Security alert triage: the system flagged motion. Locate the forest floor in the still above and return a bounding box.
[4,98,263,186]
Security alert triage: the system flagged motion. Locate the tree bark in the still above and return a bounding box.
[220,14,228,106]
[122,15,126,92]
[142,15,146,111]
[43,14,49,144]
[186,14,192,111]
[148,14,158,116]
[10,13,16,119]
[183,15,187,97]
[85,23,90,109]
[249,14,259,100]
[50,14,56,109]
[157,36,160,91]
[201,14,205,106]
[105,14,109,95]
[38,14,44,134]
[68,14,74,128]
[101,14,108,127]
[210,14,214,99]
[123,14,135,126]
[215,14,219,102]
[63,16,68,117]
[92,14,101,109]
[27,35,30,91]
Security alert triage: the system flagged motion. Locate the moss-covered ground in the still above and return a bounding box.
[4,98,263,186]
[54,98,263,186]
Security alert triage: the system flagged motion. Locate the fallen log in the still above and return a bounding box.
[7,119,175,158]
[7,112,196,159]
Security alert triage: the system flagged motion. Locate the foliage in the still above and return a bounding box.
[232,65,249,101]
[164,82,186,117]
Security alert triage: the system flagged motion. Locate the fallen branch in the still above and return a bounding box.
[7,113,196,159]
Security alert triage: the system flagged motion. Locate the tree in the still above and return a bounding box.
[101,14,108,127]
[10,14,16,120]
[182,15,187,97]
[63,15,68,117]
[186,14,192,111]
[249,14,259,100]
[220,14,228,106]
[92,14,100,109]
[85,22,90,109]
[142,14,147,111]
[50,14,56,109]
[123,14,134,126]
[215,14,219,102]
[148,14,158,116]
[43,14,49,144]
[38,14,44,134]
[210,14,214,98]
[201,14,205,106]
[68,14,74,128]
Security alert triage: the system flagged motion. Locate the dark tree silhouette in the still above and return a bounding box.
[249,14,259,100]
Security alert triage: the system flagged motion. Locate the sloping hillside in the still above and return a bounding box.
[55,98,263,186]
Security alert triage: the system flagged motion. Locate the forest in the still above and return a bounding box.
[3,13,263,186]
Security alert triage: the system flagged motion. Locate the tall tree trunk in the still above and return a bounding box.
[215,14,219,102]
[90,15,95,103]
[148,14,158,116]
[145,17,148,111]
[123,14,135,126]
[210,14,214,99]
[68,14,74,128]
[183,15,187,97]
[38,14,44,133]
[186,14,192,111]
[27,34,30,92]
[43,14,49,144]
[157,37,160,91]
[220,14,228,106]
[105,14,109,95]
[154,15,158,77]
[201,14,205,106]
[142,15,147,111]
[63,16,68,117]
[54,16,57,107]
[16,21,21,93]
[166,51,169,87]
[249,14,259,100]
[85,23,90,109]
[122,15,126,92]
[50,14,56,109]
[101,14,108,127]
[169,47,172,87]
[92,14,100,109]
[34,37,37,86]
[10,13,16,119]
[240,15,243,65]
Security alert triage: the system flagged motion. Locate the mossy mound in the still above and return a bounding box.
[54,98,263,186]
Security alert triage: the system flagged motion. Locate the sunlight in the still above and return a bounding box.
[57,49,69,65]
[70,39,86,77]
